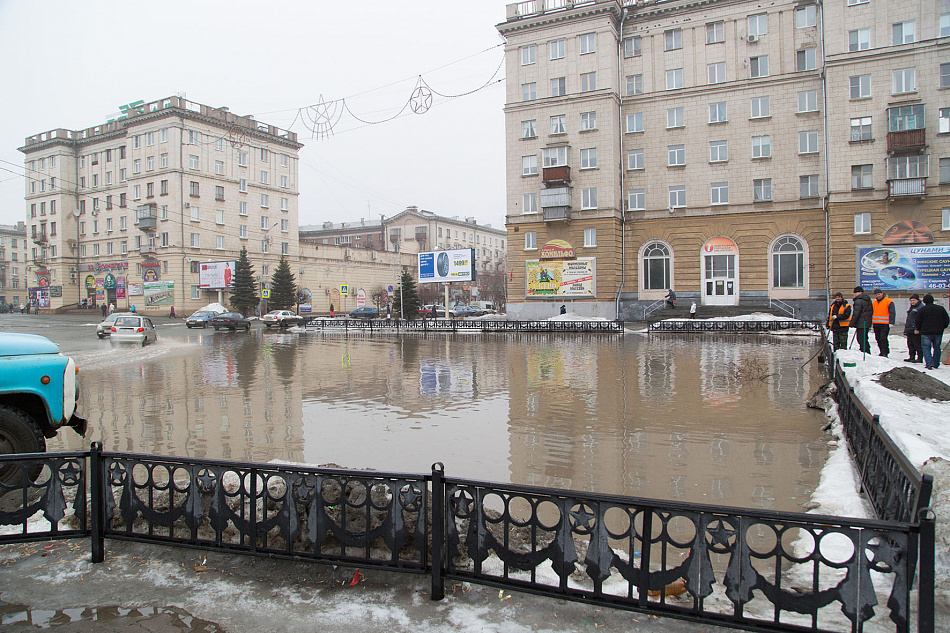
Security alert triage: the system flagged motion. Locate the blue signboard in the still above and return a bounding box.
[857,245,950,291]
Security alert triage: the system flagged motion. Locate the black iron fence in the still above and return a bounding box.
[649,319,822,334]
[304,318,625,333]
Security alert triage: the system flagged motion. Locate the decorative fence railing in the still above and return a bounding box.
[649,319,821,334]
[304,319,625,333]
[0,443,935,632]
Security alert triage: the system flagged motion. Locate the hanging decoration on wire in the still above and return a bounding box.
[409,79,433,114]
[226,125,248,149]
[300,95,345,140]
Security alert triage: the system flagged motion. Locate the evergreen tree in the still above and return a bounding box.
[229,247,258,316]
[391,270,421,319]
[269,256,297,311]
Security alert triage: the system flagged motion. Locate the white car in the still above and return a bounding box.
[262,310,301,328]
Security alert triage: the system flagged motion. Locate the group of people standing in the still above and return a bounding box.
[828,286,949,369]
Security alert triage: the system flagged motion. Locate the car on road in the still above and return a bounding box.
[211,312,251,331]
[418,305,446,319]
[262,310,301,328]
[450,305,481,318]
[349,307,378,319]
[96,312,135,338]
[185,310,219,328]
[109,315,158,346]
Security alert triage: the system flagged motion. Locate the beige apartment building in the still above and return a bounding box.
[0,222,28,309]
[498,0,949,320]
[19,96,302,315]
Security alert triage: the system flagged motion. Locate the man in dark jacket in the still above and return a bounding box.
[915,294,950,370]
[849,286,873,353]
[903,294,923,363]
[827,292,852,351]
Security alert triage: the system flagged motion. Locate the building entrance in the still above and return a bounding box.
[701,237,739,306]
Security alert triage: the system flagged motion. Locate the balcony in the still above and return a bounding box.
[540,187,571,223]
[887,178,926,197]
[140,245,157,255]
[887,129,925,154]
[542,165,571,185]
[32,233,48,245]
[543,207,571,222]
[136,204,158,232]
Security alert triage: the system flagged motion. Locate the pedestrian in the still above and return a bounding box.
[329,303,335,318]
[903,294,923,363]
[827,292,852,351]
[850,286,873,353]
[689,302,697,319]
[560,304,567,315]
[871,288,895,357]
[386,303,391,319]
[109,302,115,315]
[169,305,176,318]
[19,303,24,314]
[101,303,107,318]
[130,305,136,313]
[914,294,949,370]
[665,289,676,309]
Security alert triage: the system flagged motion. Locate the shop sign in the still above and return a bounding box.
[702,236,739,254]
[128,283,144,296]
[49,286,62,297]
[538,239,576,261]
[104,274,117,289]
[79,261,129,273]
[116,276,126,300]
[84,275,96,288]
[143,269,159,282]
[858,245,950,291]
[36,274,50,287]
[526,258,595,298]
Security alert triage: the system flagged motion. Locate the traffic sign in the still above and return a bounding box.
[340,284,349,296]
[261,289,270,299]
[388,285,394,293]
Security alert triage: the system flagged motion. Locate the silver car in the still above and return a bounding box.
[96,312,135,338]
[109,315,158,346]
[262,310,301,328]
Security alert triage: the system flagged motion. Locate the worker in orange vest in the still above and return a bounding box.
[871,288,896,357]
[827,292,852,351]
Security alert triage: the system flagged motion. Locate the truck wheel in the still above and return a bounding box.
[0,406,46,487]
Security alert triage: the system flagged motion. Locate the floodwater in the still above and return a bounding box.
[1,315,830,512]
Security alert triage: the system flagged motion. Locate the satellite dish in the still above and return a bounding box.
[72,208,81,218]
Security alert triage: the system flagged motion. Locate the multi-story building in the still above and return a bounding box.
[498,0,949,320]
[0,222,28,309]
[19,96,302,314]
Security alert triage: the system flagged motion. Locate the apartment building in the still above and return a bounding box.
[498,0,949,320]
[0,222,28,308]
[19,96,302,314]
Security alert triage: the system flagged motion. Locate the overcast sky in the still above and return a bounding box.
[0,0,510,230]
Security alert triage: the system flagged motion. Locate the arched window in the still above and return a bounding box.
[771,236,805,288]
[642,241,671,290]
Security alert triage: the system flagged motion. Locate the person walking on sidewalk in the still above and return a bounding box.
[915,294,949,370]
[850,286,873,353]
[903,294,923,363]
[665,289,676,309]
[871,288,895,357]
[827,292,852,351]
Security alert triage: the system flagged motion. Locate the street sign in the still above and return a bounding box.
[340,284,349,295]
[388,285,394,293]
[261,289,270,299]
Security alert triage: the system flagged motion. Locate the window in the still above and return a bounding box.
[854,212,871,234]
[850,117,873,141]
[525,231,537,249]
[238,152,248,167]
[216,235,224,250]
[261,216,270,230]
[522,83,537,101]
[800,175,819,198]
[260,170,269,184]
[92,174,99,187]
[710,140,728,162]
[709,102,727,123]
[239,201,248,216]
[941,14,950,37]
[239,178,247,192]
[521,44,536,65]
[748,13,768,36]
[579,33,596,54]
[133,135,141,149]
[850,74,871,98]
[215,185,225,201]
[772,236,805,288]
[893,21,915,45]
[522,155,538,176]
[750,56,769,78]
[796,48,817,71]
[580,111,597,131]
[522,193,538,214]
[119,193,126,207]
[848,0,868,5]
[887,155,928,179]
[708,62,726,84]
[642,242,671,290]
[239,225,248,239]
[666,68,683,90]
[941,63,950,89]
[852,164,873,189]
[190,233,200,248]
[892,68,915,94]
[581,72,596,92]
[133,185,141,200]
[584,228,597,247]
[581,187,598,209]
[798,90,818,112]
[943,109,950,134]
[189,181,200,196]
[580,148,597,169]
[281,218,289,232]
[260,148,268,161]
[669,185,686,208]
[188,130,200,145]
[133,159,141,174]
[191,206,200,222]
[668,145,685,166]
[280,174,288,188]
[521,120,537,139]
[626,113,643,133]
[214,160,224,175]
[550,115,566,134]
[795,5,816,28]
[711,182,729,205]
[120,215,126,230]
[551,77,566,97]
[753,178,773,201]
[188,154,199,169]
[280,197,288,210]
[550,39,565,60]
[799,131,819,154]
[706,21,725,44]
[664,29,682,51]
[146,182,154,198]
[888,105,924,131]
[261,193,269,207]
[751,96,770,118]
[119,168,126,181]
[623,36,641,58]
[626,74,643,96]
[667,107,684,128]
[628,149,645,170]
[849,28,870,51]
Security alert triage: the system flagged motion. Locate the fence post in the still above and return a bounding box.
[90,442,104,563]
[430,462,445,601]
[918,508,935,633]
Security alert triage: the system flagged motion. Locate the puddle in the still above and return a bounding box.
[0,602,223,631]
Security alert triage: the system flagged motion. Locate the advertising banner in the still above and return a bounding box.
[526,258,596,298]
[418,248,475,284]
[199,261,236,289]
[857,245,950,291]
[128,283,144,296]
[144,281,174,306]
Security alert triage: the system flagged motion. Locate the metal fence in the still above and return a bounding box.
[649,319,821,334]
[304,318,625,333]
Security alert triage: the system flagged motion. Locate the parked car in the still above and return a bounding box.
[262,310,301,328]
[349,307,379,319]
[0,333,87,481]
[211,312,251,331]
[418,305,446,318]
[96,312,135,338]
[185,310,218,328]
[109,315,158,346]
[450,305,481,318]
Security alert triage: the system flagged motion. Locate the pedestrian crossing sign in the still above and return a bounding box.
[261,289,270,299]
[340,285,349,295]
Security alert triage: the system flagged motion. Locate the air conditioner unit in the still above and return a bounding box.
[747,34,759,42]
[184,202,191,208]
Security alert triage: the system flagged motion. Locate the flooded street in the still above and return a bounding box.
[1,314,829,512]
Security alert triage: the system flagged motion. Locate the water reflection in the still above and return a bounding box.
[53,329,828,512]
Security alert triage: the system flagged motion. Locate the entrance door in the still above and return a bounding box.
[703,253,737,306]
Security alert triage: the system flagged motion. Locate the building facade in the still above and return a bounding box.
[0,222,28,309]
[19,96,302,315]
[498,0,949,320]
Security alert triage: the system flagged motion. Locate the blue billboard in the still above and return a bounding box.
[857,245,950,291]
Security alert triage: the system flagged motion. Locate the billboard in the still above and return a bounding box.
[199,261,236,289]
[526,258,596,298]
[857,245,950,291]
[418,248,475,284]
